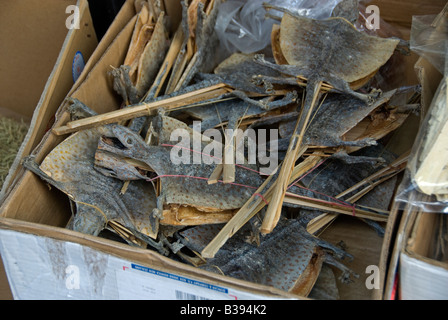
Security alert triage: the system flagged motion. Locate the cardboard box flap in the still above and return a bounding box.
[31,4,138,164]
[0,217,299,299]
[0,0,77,120]
[0,0,98,202]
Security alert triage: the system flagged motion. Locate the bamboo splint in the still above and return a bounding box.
[53,83,231,135]
[201,147,320,258]
[305,150,409,234]
[142,22,186,100]
[337,150,410,199]
[283,194,388,222]
[260,81,323,235]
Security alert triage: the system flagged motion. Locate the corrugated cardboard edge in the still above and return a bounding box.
[399,210,448,299]
[30,12,139,164]
[378,56,444,300]
[0,0,97,203]
[0,217,301,300]
[399,252,448,299]
[380,202,418,300]
[0,0,138,202]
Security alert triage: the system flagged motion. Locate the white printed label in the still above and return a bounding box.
[116,263,236,300]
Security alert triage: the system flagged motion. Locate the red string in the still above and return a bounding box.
[160,143,265,175]
[147,174,258,190]
[286,159,327,190]
[254,193,269,205]
[291,185,357,216]
[156,144,355,214]
[147,173,267,205]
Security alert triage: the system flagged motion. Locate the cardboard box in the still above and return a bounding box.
[380,54,447,299]
[378,3,447,298]
[399,211,448,299]
[0,0,98,200]
[0,0,99,299]
[0,0,446,300]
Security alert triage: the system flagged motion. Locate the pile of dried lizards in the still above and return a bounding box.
[23,0,420,298]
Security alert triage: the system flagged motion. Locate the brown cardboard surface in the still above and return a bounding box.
[0,0,75,120]
[0,0,446,300]
[0,0,98,202]
[0,256,12,300]
[68,0,137,96]
[370,0,447,29]
[318,216,384,300]
[0,1,99,299]
[0,1,138,225]
[407,212,437,258]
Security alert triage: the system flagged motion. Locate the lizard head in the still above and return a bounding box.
[98,125,149,159]
[94,146,149,181]
[94,125,154,180]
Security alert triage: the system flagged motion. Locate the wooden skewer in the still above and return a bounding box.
[143,24,185,100]
[201,171,275,259]
[222,131,235,184]
[53,83,231,135]
[306,150,409,234]
[336,150,410,199]
[201,148,320,258]
[283,193,388,222]
[207,164,223,184]
[261,81,323,234]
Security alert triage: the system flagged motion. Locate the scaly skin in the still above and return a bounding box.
[96,124,264,212]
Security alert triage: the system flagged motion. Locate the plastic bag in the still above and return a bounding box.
[214,0,275,55]
[214,0,343,55]
[270,0,342,20]
[395,42,448,212]
[410,14,448,75]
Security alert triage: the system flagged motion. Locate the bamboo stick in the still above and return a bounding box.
[53,83,231,135]
[143,24,185,100]
[207,164,223,184]
[201,148,320,258]
[305,151,409,234]
[261,81,323,234]
[336,150,410,199]
[283,193,388,222]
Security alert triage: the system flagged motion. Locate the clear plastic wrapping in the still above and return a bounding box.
[395,41,448,212]
[410,13,448,75]
[214,0,275,55]
[214,0,344,55]
[271,0,343,20]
